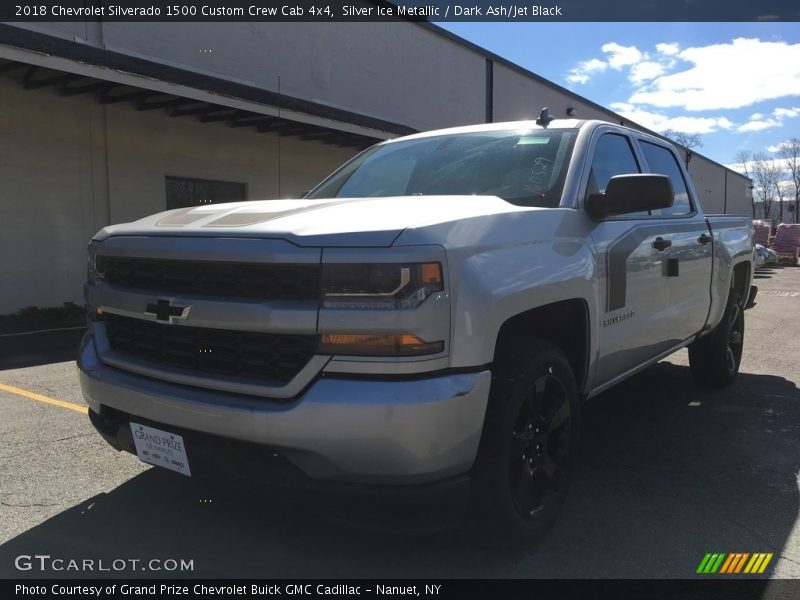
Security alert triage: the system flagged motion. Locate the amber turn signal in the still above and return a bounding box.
[318,334,444,356]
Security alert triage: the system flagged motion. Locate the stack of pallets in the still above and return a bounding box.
[772,223,800,265]
[752,220,772,246]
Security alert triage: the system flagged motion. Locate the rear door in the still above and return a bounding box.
[635,138,713,342]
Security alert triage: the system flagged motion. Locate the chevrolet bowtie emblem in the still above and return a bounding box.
[145,299,191,323]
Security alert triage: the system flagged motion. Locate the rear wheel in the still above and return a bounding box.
[689,288,744,387]
[469,338,580,545]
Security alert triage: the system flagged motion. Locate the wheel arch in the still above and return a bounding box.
[493,299,591,393]
[732,261,751,306]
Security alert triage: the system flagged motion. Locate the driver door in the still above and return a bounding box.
[585,131,675,386]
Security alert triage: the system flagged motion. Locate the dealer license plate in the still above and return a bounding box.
[130,423,191,477]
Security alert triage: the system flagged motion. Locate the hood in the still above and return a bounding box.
[95,195,525,247]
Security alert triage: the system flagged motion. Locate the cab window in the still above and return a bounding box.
[584,133,645,217]
[639,141,693,216]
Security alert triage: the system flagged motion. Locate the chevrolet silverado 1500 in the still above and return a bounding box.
[79,116,755,540]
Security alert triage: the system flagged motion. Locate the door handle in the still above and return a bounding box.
[652,237,672,251]
[698,233,712,245]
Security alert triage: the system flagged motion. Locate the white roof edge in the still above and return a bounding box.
[381,119,586,143]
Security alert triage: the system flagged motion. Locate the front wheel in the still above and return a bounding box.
[688,289,745,387]
[468,338,580,545]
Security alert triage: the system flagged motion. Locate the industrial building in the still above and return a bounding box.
[0,20,752,314]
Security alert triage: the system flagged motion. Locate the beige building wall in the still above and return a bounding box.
[687,155,751,216]
[688,155,727,214]
[0,77,356,313]
[723,172,753,216]
[0,78,103,313]
[102,101,353,224]
[493,63,613,123]
[18,21,488,132]
[102,22,488,131]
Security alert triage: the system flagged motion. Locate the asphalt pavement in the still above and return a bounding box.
[1,267,798,580]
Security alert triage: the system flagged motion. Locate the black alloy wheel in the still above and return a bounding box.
[508,371,572,520]
[725,303,744,377]
[468,338,580,545]
[689,286,745,387]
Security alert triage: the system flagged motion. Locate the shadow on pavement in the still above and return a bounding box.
[0,328,85,371]
[1,362,798,579]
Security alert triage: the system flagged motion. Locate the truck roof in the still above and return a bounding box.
[381,119,643,144]
[382,119,677,153]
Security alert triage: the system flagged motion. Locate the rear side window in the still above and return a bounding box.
[640,141,692,216]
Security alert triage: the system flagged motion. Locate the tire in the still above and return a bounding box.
[688,287,745,387]
[468,338,580,546]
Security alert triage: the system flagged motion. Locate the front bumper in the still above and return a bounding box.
[78,333,491,485]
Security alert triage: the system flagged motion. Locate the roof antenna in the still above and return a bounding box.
[536,107,554,128]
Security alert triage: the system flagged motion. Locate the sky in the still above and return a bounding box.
[439,22,800,170]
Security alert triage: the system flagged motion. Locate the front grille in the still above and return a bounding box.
[104,314,316,383]
[98,256,319,300]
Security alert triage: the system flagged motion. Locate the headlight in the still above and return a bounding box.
[321,262,443,309]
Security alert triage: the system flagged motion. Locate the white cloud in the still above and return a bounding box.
[656,43,680,56]
[726,157,788,176]
[566,42,660,85]
[774,107,800,119]
[609,103,734,134]
[737,106,800,133]
[738,119,780,132]
[601,43,643,69]
[566,58,608,84]
[767,139,800,153]
[629,61,665,84]
[629,38,800,111]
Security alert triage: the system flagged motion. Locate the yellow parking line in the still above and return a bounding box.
[0,382,88,414]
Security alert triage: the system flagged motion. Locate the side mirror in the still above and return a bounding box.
[585,174,674,219]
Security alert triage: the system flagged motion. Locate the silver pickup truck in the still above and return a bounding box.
[79,117,754,540]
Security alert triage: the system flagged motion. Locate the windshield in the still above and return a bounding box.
[307,128,577,207]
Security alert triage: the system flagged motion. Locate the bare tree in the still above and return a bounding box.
[775,170,787,224]
[735,149,751,178]
[751,152,781,224]
[663,130,703,170]
[734,150,756,218]
[777,138,800,224]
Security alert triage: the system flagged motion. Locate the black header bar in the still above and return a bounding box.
[3,0,799,22]
[6,579,800,600]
